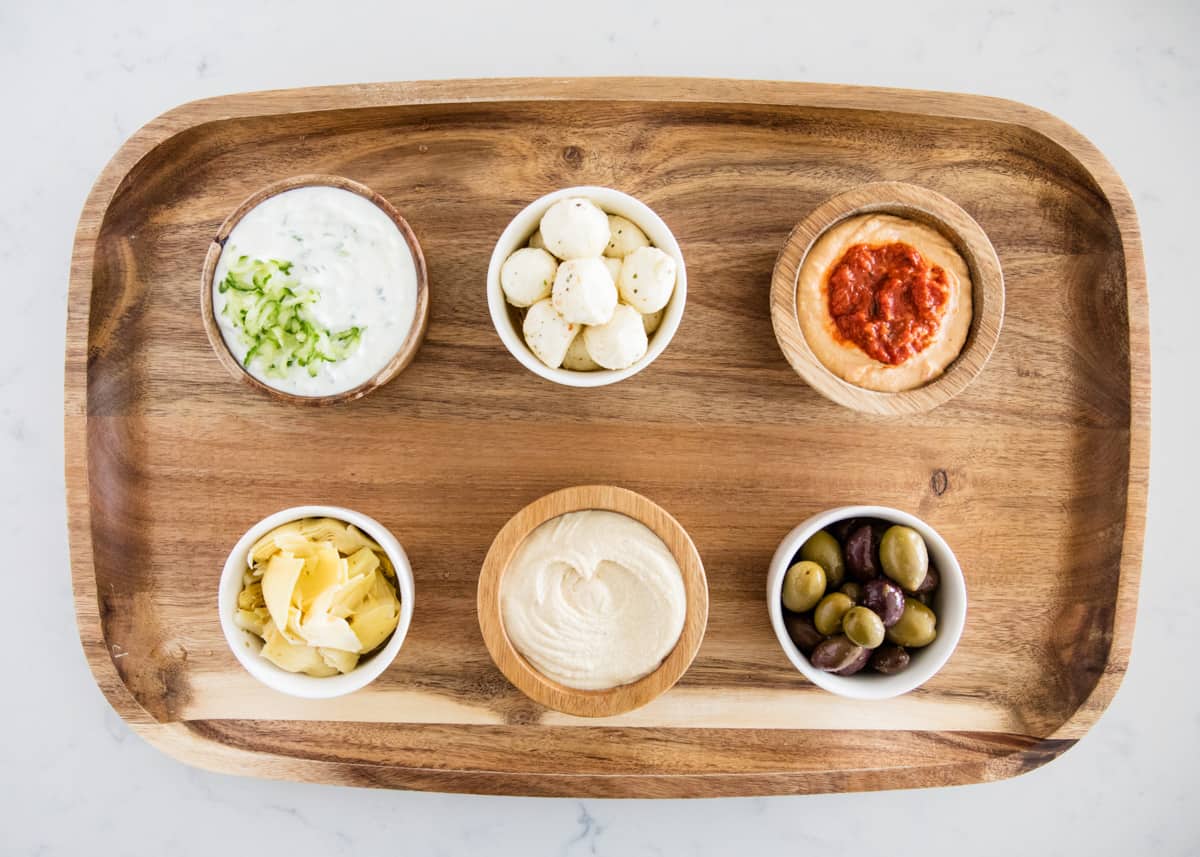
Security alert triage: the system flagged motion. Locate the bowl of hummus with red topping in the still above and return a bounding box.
[771,182,1004,414]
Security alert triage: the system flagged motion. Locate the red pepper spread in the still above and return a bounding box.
[826,242,951,365]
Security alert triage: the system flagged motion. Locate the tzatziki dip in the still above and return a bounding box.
[500,510,686,690]
[212,185,418,397]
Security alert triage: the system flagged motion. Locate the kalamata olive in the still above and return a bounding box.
[813,592,855,636]
[861,578,905,628]
[885,597,938,648]
[799,530,845,589]
[783,612,823,655]
[829,517,859,543]
[840,581,864,603]
[879,525,929,592]
[833,645,872,676]
[843,606,885,649]
[781,561,826,612]
[915,591,934,607]
[914,563,940,595]
[844,523,880,581]
[870,644,911,675]
[810,635,865,673]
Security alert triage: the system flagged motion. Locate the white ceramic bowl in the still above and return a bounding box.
[487,186,688,387]
[766,505,967,699]
[218,505,415,698]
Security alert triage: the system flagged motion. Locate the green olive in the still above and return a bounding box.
[885,597,938,648]
[799,530,845,589]
[840,582,864,603]
[813,591,854,636]
[781,561,826,612]
[879,525,929,592]
[842,606,885,649]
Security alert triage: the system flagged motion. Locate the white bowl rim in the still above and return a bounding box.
[766,505,967,700]
[486,185,687,388]
[217,504,415,699]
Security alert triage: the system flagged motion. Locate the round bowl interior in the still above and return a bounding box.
[477,485,708,716]
[487,186,687,388]
[217,504,415,699]
[200,174,430,406]
[766,505,967,699]
[769,181,1004,415]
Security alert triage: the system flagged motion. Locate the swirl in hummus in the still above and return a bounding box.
[797,213,973,392]
[500,510,686,691]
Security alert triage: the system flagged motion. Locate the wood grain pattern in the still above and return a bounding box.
[771,182,1004,414]
[477,485,708,717]
[199,174,430,405]
[64,77,1149,797]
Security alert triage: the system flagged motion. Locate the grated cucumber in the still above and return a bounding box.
[218,257,362,378]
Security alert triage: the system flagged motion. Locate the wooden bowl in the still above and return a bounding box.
[770,182,1004,415]
[477,485,709,717]
[200,174,430,406]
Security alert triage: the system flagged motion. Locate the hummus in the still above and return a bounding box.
[797,214,972,392]
[500,510,686,690]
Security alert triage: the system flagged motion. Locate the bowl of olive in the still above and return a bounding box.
[766,506,967,699]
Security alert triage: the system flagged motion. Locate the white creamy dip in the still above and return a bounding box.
[213,185,418,396]
[500,510,687,690]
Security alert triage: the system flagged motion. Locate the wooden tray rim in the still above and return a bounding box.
[64,76,1149,796]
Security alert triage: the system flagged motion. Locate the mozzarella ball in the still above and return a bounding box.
[500,247,558,307]
[618,246,676,313]
[528,228,546,250]
[584,304,648,370]
[602,256,623,284]
[562,334,601,371]
[604,214,651,258]
[522,299,579,368]
[539,197,610,259]
[552,258,617,325]
[642,307,665,335]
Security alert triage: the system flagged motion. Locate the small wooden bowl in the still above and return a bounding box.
[477,486,709,717]
[200,174,429,406]
[770,182,1004,415]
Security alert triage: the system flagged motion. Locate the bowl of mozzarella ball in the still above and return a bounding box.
[487,186,687,387]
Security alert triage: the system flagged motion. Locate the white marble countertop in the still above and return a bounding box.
[5,1,1196,853]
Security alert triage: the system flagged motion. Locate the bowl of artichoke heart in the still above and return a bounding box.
[218,506,415,698]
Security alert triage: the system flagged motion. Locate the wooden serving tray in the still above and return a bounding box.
[65,78,1148,797]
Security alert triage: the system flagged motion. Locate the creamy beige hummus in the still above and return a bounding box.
[797,214,972,392]
[500,510,686,690]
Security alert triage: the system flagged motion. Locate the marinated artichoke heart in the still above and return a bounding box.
[236,517,401,677]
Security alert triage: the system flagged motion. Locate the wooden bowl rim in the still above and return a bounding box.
[769,181,1005,415]
[477,485,709,718]
[199,173,430,406]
